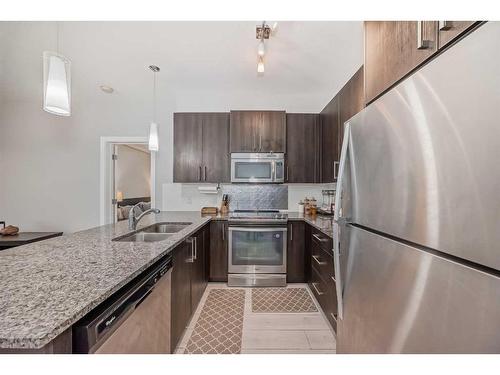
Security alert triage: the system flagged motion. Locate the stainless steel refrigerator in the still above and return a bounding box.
[333,22,500,353]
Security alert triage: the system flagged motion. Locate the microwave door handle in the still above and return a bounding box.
[272,161,276,182]
[333,122,351,321]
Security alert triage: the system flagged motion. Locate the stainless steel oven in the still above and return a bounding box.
[228,224,287,287]
[231,153,285,183]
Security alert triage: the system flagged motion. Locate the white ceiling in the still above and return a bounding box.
[0,21,363,112]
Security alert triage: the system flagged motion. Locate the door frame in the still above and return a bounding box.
[99,136,156,226]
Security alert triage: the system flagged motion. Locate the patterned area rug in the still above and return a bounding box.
[252,287,318,313]
[184,289,245,354]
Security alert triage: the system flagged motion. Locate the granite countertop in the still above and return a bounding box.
[0,210,333,350]
[0,212,211,350]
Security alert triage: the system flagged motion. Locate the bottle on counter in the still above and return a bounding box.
[309,197,317,216]
[304,197,311,215]
[298,200,305,215]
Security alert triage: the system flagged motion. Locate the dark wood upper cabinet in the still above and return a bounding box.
[173,113,203,183]
[229,111,259,152]
[209,221,228,282]
[174,112,229,183]
[364,21,438,104]
[287,221,306,283]
[320,95,340,183]
[338,66,364,151]
[438,21,477,49]
[201,113,230,183]
[259,111,286,152]
[285,113,319,183]
[230,110,286,153]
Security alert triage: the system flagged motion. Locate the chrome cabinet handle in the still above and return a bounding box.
[222,223,225,241]
[204,166,207,181]
[311,283,324,296]
[312,255,327,266]
[198,166,202,181]
[286,166,289,182]
[290,223,293,241]
[193,237,197,260]
[439,21,452,30]
[330,312,337,323]
[312,233,329,243]
[333,161,339,180]
[259,133,262,151]
[417,21,431,49]
[186,238,195,263]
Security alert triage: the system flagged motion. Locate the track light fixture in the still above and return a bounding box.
[255,21,278,75]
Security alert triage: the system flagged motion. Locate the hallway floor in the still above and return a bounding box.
[175,283,336,354]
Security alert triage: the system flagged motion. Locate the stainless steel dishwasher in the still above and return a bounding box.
[73,255,172,354]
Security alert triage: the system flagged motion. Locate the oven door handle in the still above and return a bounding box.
[228,226,288,233]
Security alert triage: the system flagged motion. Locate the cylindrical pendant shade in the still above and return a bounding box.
[148,122,159,151]
[43,51,71,116]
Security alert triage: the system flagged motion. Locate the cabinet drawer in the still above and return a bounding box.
[311,239,334,283]
[309,266,328,308]
[309,266,337,333]
[324,273,338,332]
[311,229,333,256]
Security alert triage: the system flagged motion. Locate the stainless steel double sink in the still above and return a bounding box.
[113,222,192,243]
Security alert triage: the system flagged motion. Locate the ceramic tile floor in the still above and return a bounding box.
[175,283,336,354]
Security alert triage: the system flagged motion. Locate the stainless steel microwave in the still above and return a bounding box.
[230,153,285,183]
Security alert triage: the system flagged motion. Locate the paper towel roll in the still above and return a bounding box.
[198,185,220,194]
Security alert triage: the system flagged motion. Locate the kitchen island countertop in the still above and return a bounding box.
[0,212,210,350]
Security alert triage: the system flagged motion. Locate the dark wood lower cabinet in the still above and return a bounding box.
[287,221,305,282]
[171,225,209,352]
[170,240,192,351]
[306,224,337,333]
[209,221,228,282]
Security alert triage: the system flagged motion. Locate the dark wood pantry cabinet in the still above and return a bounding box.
[338,66,365,151]
[364,21,480,104]
[319,95,340,183]
[285,113,320,183]
[437,21,477,49]
[173,112,230,183]
[230,110,286,153]
[209,221,228,282]
[364,21,438,104]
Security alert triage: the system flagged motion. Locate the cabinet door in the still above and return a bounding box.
[287,221,306,283]
[320,95,340,183]
[230,111,259,152]
[170,241,192,351]
[364,21,438,104]
[259,111,286,152]
[286,113,319,183]
[209,221,228,282]
[202,113,230,182]
[339,67,364,152]
[191,228,207,311]
[438,21,476,49]
[173,113,203,182]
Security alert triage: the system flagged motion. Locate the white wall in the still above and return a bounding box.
[0,22,362,233]
[115,145,151,199]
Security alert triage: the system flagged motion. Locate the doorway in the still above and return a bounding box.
[100,137,156,225]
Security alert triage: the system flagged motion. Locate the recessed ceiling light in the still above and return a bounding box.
[99,85,114,94]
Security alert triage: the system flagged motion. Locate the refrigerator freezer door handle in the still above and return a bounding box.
[333,122,351,320]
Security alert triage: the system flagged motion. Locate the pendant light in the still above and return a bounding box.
[148,65,160,152]
[43,22,71,116]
